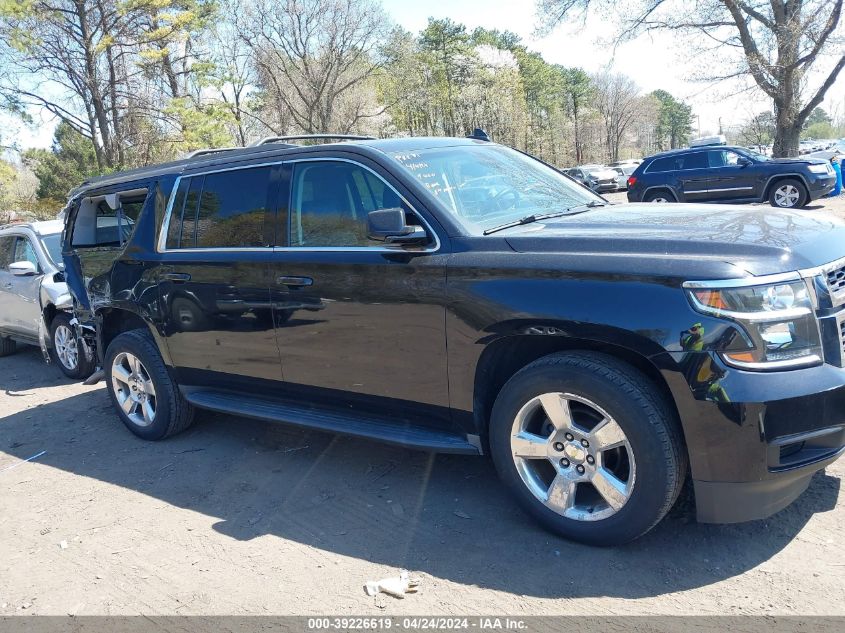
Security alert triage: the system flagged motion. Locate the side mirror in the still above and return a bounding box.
[367,208,427,244]
[736,156,751,167]
[9,261,38,276]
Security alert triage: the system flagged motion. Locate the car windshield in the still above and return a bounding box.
[389,144,601,233]
[743,149,769,162]
[39,232,63,266]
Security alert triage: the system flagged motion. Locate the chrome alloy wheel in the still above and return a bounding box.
[54,324,78,370]
[774,184,800,207]
[650,196,670,203]
[111,352,157,427]
[510,392,636,521]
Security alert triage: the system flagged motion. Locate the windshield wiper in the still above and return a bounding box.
[482,201,607,236]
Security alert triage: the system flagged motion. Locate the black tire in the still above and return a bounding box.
[643,189,675,203]
[0,336,16,357]
[49,312,95,379]
[104,329,195,440]
[489,352,687,546]
[768,178,808,208]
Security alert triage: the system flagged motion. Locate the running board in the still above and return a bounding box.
[184,390,481,455]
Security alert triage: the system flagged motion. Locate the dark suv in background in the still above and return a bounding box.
[627,145,836,208]
[61,135,845,546]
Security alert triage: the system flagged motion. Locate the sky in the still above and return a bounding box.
[4,0,844,151]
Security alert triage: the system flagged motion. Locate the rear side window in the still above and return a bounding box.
[72,189,147,248]
[678,153,707,169]
[647,157,678,173]
[165,166,273,249]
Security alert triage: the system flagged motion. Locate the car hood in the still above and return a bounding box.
[587,169,618,179]
[767,156,829,166]
[504,203,845,277]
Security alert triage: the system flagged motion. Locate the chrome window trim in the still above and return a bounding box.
[157,157,441,254]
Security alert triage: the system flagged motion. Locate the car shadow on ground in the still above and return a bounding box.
[0,347,840,600]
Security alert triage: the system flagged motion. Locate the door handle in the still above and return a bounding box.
[277,276,313,287]
[162,272,191,283]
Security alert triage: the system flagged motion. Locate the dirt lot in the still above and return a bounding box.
[1,197,845,617]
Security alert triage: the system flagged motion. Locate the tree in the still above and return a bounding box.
[560,67,593,163]
[0,0,214,169]
[537,0,845,157]
[738,111,776,147]
[22,122,100,201]
[651,90,694,149]
[592,70,646,162]
[245,0,391,134]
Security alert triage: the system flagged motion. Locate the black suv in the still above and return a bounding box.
[62,135,845,545]
[627,145,836,207]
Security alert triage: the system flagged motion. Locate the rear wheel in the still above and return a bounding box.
[769,179,808,208]
[50,312,95,379]
[0,336,16,357]
[105,329,194,440]
[489,352,686,546]
[644,190,674,203]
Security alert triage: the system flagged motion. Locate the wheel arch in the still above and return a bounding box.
[642,186,678,202]
[96,306,172,366]
[762,173,809,201]
[472,334,686,452]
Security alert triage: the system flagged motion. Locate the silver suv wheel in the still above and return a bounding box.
[773,183,800,207]
[53,324,78,371]
[510,392,636,522]
[111,352,157,427]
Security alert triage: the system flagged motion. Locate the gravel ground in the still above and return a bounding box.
[1,197,845,617]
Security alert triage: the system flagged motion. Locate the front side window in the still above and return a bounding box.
[165,166,273,249]
[708,150,742,168]
[12,237,39,268]
[289,161,410,247]
[0,236,15,269]
[390,145,600,233]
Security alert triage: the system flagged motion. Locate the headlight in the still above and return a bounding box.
[686,279,822,369]
[808,164,832,175]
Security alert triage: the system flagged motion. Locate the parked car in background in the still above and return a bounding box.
[565,165,619,193]
[60,134,845,546]
[0,220,95,378]
[627,145,836,207]
[612,164,637,190]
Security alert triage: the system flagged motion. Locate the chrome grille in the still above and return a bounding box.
[827,263,845,300]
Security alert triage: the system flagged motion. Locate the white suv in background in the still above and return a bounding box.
[0,220,95,378]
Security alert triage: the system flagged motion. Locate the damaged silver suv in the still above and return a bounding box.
[0,220,95,378]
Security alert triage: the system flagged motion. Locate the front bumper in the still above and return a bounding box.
[807,173,837,200]
[657,353,845,523]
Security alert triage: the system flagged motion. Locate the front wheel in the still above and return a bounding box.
[105,329,195,440]
[50,312,95,379]
[489,352,687,546]
[769,179,808,208]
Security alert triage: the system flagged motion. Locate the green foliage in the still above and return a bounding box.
[164,97,235,152]
[651,90,693,149]
[804,107,832,130]
[22,122,100,201]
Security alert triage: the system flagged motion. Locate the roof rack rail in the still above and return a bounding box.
[251,134,376,147]
[184,146,245,160]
